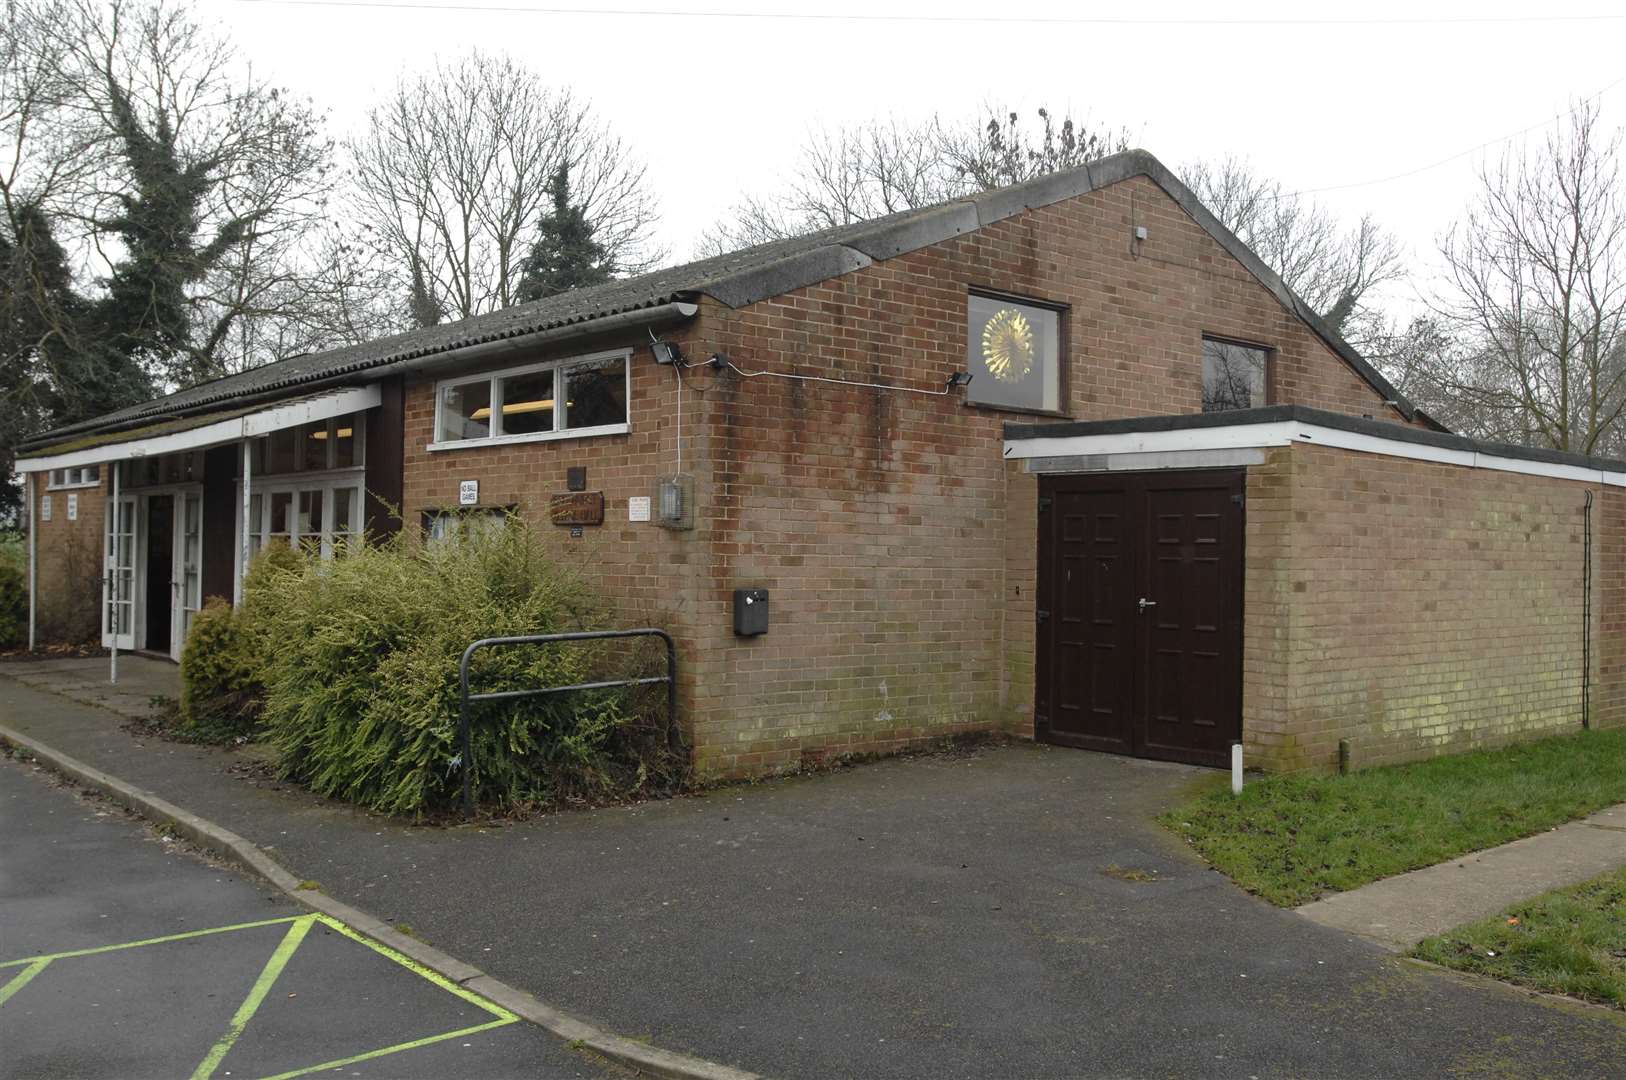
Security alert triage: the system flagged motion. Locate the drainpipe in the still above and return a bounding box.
[110,461,120,685]
[1583,491,1593,729]
[237,439,252,607]
[27,472,37,652]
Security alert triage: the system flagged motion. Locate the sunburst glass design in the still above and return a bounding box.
[981,308,1034,382]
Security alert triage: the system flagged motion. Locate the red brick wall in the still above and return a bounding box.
[28,476,106,643]
[684,176,1404,774]
[398,326,717,723]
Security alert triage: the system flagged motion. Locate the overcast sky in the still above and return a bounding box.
[214,0,1624,314]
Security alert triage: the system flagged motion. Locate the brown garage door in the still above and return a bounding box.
[1035,469,1244,769]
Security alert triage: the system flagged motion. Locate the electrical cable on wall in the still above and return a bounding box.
[718,356,971,397]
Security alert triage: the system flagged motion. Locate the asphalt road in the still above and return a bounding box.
[0,753,612,1080]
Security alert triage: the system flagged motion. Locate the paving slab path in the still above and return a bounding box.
[1298,803,1626,951]
[4,662,1626,1078]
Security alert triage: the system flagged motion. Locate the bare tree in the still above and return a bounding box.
[347,51,660,325]
[1180,157,1405,346]
[1430,101,1626,454]
[697,107,1131,256]
[41,0,337,382]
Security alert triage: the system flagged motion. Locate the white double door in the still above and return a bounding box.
[104,488,203,660]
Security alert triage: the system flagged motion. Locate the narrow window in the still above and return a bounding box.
[564,355,628,430]
[966,293,1061,413]
[497,369,556,436]
[439,378,493,442]
[1201,338,1269,413]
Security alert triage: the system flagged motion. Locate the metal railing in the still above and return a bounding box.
[456,629,677,815]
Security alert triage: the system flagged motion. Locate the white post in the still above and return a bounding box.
[236,439,252,607]
[26,471,37,652]
[1231,742,1243,796]
[109,462,119,685]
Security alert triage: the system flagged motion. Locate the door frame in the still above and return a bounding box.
[104,484,204,661]
[1034,467,1246,768]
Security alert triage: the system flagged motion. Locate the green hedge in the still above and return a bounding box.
[247,519,686,815]
[0,539,25,650]
[177,544,303,742]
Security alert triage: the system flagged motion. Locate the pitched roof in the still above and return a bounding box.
[21,148,1422,453]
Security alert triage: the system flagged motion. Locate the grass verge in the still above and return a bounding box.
[1159,728,1626,907]
[1411,866,1626,1010]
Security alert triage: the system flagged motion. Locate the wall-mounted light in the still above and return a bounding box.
[650,339,682,365]
[946,371,974,390]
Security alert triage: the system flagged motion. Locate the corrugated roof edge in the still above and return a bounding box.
[1003,405,1626,475]
[22,148,1427,453]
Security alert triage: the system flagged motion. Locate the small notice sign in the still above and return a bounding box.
[66,493,78,521]
[628,496,651,523]
[458,479,479,506]
[40,494,51,522]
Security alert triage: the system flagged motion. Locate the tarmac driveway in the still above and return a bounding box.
[249,743,1626,1079]
[4,671,1625,1078]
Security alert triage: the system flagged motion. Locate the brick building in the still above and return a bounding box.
[17,150,1625,775]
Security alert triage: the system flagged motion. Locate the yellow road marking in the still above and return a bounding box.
[0,959,51,1006]
[191,915,316,1080]
[312,915,516,1020]
[0,915,306,968]
[257,1017,520,1080]
[0,909,526,1078]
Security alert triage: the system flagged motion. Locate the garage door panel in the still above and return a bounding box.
[1041,483,1134,752]
[1040,470,1243,769]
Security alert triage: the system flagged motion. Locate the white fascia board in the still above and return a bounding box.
[17,385,381,474]
[241,385,380,437]
[1004,421,1298,461]
[1005,418,1626,488]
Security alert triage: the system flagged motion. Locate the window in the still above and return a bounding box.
[966,293,1062,413]
[244,480,363,560]
[250,413,365,477]
[1201,338,1270,413]
[431,350,631,449]
[47,465,101,489]
[422,506,512,546]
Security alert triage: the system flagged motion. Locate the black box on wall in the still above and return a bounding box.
[733,589,769,636]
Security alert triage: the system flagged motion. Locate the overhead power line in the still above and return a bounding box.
[1269,73,1626,201]
[228,0,1626,28]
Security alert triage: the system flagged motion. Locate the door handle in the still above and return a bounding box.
[1138,598,1157,612]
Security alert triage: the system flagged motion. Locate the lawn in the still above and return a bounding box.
[1159,728,1626,907]
[1411,866,1626,1010]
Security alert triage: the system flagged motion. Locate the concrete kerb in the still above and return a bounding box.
[0,722,762,1080]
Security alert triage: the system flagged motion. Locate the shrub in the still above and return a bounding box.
[177,543,306,742]
[178,599,261,741]
[255,518,686,815]
[0,540,26,649]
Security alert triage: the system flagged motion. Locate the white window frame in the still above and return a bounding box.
[235,471,366,562]
[427,348,632,452]
[48,464,102,490]
[252,412,367,478]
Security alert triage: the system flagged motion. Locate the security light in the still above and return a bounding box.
[650,340,682,365]
[946,371,974,389]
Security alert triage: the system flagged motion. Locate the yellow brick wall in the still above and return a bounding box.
[1247,442,1605,771]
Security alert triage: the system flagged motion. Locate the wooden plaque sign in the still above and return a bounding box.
[549,491,604,526]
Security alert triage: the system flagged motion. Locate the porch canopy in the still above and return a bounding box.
[16,385,379,675]
[15,385,379,477]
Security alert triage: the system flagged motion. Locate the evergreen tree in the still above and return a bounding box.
[515,165,614,303]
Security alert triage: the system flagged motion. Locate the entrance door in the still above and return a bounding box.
[173,491,203,659]
[103,495,137,650]
[144,495,174,654]
[1035,470,1244,768]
